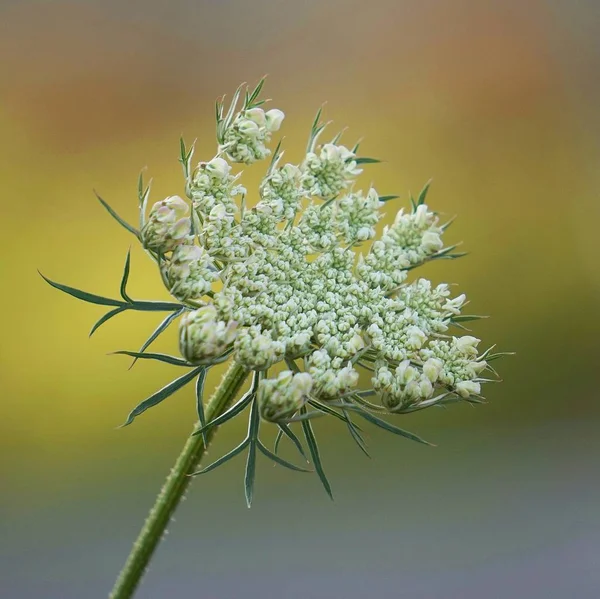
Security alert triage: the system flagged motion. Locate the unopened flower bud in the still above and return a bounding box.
[258,370,312,422]
[142,196,191,252]
[423,358,444,382]
[265,108,285,132]
[455,380,481,398]
[179,305,237,364]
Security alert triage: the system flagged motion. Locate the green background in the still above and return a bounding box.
[1,1,599,597]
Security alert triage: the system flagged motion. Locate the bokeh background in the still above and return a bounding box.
[2,0,600,597]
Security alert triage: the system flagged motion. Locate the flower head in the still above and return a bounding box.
[48,78,505,505]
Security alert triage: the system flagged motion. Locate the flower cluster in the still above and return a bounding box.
[47,78,504,503]
[144,81,497,428]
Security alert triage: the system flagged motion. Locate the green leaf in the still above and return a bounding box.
[131,309,185,368]
[120,367,202,427]
[94,191,140,240]
[120,249,133,302]
[192,388,254,436]
[244,398,260,507]
[352,408,433,446]
[274,427,284,455]
[195,368,208,447]
[89,306,128,337]
[247,77,266,106]
[111,350,192,367]
[301,407,333,500]
[485,351,515,362]
[417,179,432,205]
[192,439,249,475]
[126,300,184,312]
[39,272,124,307]
[343,410,370,458]
[354,157,381,165]
[451,314,488,323]
[282,409,326,424]
[275,423,307,460]
[379,195,399,203]
[258,442,311,472]
[308,398,349,424]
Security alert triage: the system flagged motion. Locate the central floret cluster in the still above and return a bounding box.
[139,80,493,423]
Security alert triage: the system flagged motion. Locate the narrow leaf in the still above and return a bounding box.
[301,407,333,500]
[451,314,488,323]
[258,442,311,472]
[276,423,307,460]
[195,368,208,447]
[192,388,254,436]
[39,272,123,307]
[192,439,249,475]
[126,300,184,312]
[112,350,192,367]
[245,399,260,507]
[132,308,185,368]
[94,191,140,239]
[417,179,432,205]
[379,195,399,203]
[282,409,326,424]
[120,249,133,302]
[89,306,127,337]
[353,408,433,446]
[343,410,370,458]
[121,367,202,427]
[354,157,381,165]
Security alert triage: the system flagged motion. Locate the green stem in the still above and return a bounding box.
[109,361,250,599]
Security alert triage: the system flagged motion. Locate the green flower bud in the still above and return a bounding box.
[258,370,312,422]
[179,305,238,364]
[142,196,191,253]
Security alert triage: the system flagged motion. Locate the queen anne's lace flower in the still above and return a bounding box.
[49,79,504,506]
[137,81,499,436]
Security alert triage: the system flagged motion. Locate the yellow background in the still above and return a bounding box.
[2,1,600,597]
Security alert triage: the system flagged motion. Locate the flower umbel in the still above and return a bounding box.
[43,78,506,508]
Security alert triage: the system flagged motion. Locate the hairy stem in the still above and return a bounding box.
[109,361,249,599]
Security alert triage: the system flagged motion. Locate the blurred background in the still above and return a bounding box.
[1,0,600,597]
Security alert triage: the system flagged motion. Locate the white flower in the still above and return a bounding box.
[455,380,481,398]
[265,109,285,132]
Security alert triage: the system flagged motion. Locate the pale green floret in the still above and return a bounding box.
[166,244,218,302]
[299,204,337,250]
[190,156,244,216]
[142,196,191,253]
[307,350,360,399]
[335,187,383,245]
[258,370,313,422]
[259,163,305,221]
[419,336,487,397]
[234,325,286,371]
[301,143,362,200]
[372,359,435,412]
[179,305,238,364]
[356,204,444,291]
[221,107,284,164]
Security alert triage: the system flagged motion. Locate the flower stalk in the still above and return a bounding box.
[109,361,249,599]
